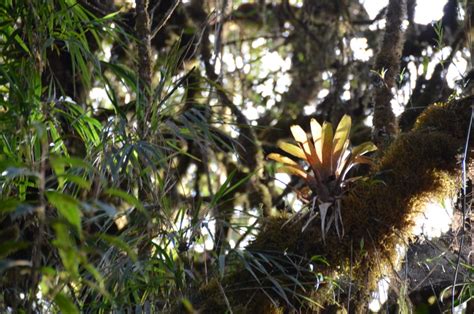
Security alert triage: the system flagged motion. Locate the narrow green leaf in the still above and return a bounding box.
[61,174,92,190]
[54,292,79,314]
[52,223,79,277]
[46,191,82,236]
[50,156,92,170]
[6,26,30,54]
[96,234,137,262]
[105,188,144,212]
[210,169,252,207]
[222,170,253,199]
[96,10,120,22]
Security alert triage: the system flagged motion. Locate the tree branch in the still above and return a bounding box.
[135,0,153,135]
[372,0,407,149]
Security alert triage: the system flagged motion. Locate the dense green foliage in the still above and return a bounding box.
[0,0,472,312]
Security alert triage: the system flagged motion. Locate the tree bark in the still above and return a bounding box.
[372,0,407,149]
[135,0,153,135]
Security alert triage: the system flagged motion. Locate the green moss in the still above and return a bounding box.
[194,278,228,313]
[414,98,473,140]
[194,98,471,313]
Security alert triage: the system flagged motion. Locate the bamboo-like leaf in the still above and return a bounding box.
[267,153,299,166]
[46,191,82,238]
[310,118,323,162]
[332,115,351,167]
[54,293,79,314]
[278,142,307,160]
[276,165,307,179]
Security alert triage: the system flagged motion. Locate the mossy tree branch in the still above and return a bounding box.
[372,0,407,149]
[189,97,473,313]
[135,0,153,136]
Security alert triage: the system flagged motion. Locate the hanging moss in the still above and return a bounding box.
[189,97,472,313]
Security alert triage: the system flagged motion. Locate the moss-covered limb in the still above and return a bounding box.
[135,0,153,137]
[372,0,406,148]
[189,98,472,313]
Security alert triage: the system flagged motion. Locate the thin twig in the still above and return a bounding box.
[151,0,180,39]
[27,130,48,313]
[217,281,234,314]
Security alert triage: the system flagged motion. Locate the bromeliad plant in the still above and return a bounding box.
[268,115,377,241]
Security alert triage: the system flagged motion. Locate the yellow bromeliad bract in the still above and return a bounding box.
[268,115,377,240]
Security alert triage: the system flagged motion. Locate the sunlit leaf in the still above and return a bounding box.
[95,10,121,22]
[332,115,351,166]
[276,165,307,179]
[310,118,323,162]
[278,142,307,160]
[290,125,307,143]
[352,141,377,157]
[267,153,299,166]
[321,122,334,171]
